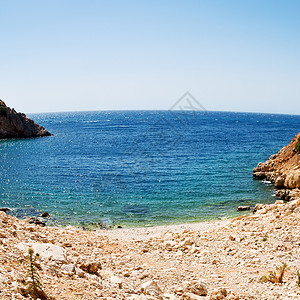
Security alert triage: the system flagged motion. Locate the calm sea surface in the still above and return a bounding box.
[1,111,299,227]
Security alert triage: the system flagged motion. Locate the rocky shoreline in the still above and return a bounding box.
[2,197,300,299]
[1,133,300,299]
[0,100,51,139]
[253,132,300,202]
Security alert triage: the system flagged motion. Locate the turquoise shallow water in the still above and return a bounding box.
[0,111,299,227]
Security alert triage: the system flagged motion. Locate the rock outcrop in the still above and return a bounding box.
[253,132,300,200]
[0,100,51,139]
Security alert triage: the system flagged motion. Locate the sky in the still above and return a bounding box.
[0,0,299,114]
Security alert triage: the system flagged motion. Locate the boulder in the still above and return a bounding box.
[16,242,67,263]
[285,170,300,189]
[275,176,285,188]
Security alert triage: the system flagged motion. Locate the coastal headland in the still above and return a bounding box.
[0,100,51,139]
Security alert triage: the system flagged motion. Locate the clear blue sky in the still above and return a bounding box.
[1,0,299,114]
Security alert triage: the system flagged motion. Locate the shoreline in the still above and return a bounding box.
[95,218,232,241]
[2,199,300,299]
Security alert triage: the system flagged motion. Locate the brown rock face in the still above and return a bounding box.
[0,100,51,139]
[253,133,300,197]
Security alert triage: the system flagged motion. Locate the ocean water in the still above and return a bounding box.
[0,110,299,228]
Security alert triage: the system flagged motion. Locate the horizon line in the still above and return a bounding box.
[27,109,300,117]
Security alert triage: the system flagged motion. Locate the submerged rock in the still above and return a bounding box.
[26,216,46,226]
[40,211,50,218]
[237,205,250,211]
[0,100,51,139]
[0,207,11,213]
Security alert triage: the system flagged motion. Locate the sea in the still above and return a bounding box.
[0,110,299,228]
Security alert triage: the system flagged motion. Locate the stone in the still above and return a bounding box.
[237,206,250,211]
[294,207,300,214]
[61,263,75,275]
[79,262,100,274]
[252,172,266,179]
[184,282,208,296]
[183,238,194,246]
[209,288,228,300]
[110,275,123,288]
[285,170,300,189]
[16,242,67,263]
[141,280,163,298]
[275,176,285,188]
[75,267,85,278]
[252,204,264,214]
[40,212,50,218]
[26,217,46,226]
[14,273,25,282]
[0,274,7,283]
[0,230,8,238]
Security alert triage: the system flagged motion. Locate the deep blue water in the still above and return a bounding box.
[0,111,299,227]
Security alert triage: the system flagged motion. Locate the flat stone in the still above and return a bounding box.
[61,263,75,275]
[16,242,67,263]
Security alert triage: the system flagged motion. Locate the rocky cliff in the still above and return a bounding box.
[253,132,300,200]
[0,100,51,139]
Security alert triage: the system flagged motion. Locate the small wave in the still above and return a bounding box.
[262,180,272,184]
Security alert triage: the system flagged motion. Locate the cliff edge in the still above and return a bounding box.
[0,100,51,139]
[253,132,300,200]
